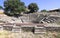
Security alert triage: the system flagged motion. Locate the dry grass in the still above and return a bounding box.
[0,30,60,38]
[0,12,4,14]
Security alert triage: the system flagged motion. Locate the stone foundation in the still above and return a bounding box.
[0,23,60,34]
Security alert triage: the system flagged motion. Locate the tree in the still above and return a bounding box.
[28,3,39,13]
[0,6,3,9]
[4,0,26,17]
[41,9,47,12]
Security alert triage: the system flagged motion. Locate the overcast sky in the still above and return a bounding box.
[0,0,60,10]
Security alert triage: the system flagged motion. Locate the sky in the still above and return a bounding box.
[0,0,60,10]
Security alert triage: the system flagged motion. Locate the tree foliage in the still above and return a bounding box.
[28,3,39,13]
[0,6,3,9]
[4,0,26,17]
[41,9,47,12]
